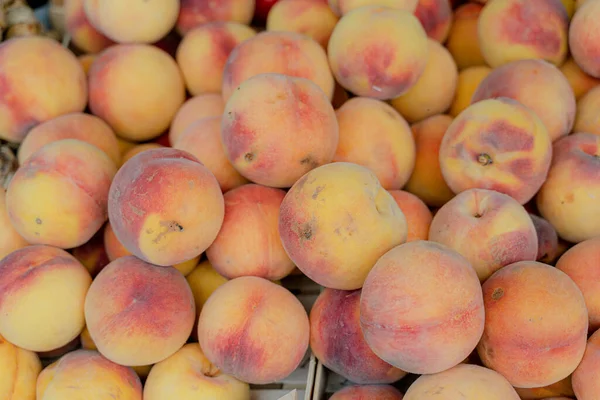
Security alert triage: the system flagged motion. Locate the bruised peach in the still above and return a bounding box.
[477,0,569,68]
[536,133,600,243]
[446,3,486,69]
[560,57,600,99]
[330,385,404,399]
[515,376,575,400]
[572,329,600,400]
[478,261,588,388]
[414,0,453,43]
[573,85,600,136]
[176,22,256,96]
[0,189,28,260]
[176,0,255,36]
[169,94,225,145]
[108,148,224,266]
[449,66,492,117]
[328,0,418,16]
[121,143,164,165]
[327,6,428,100]
[64,0,113,54]
[333,97,416,190]
[529,213,559,264]
[569,0,600,78]
[71,229,110,277]
[0,36,87,143]
[0,334,41,400]
[439,97,553,205]
[388,190,432,241]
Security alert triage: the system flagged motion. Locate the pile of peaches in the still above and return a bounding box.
[0,0,600,399]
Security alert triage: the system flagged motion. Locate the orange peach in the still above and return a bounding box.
[169,94,225,145]
[71,229,110,277]
[0,36,87,143]
[198,276,309,384]
[176,0,256,36]
[0,188,28,260]
[327,6,428,100]
[471,59,576,142]
[388,190,432,241]
[446,3,486,69]
[116,137,138,157]
[536,133,600,243]
[573,85,600,136]
[328,0,418,16]
[477,0,569,68]
[121,143,164,165]
[569,0,600,78]
[78,54,97,76]
[108,148,224,266]
[562,0,577,17]
[478,261,588,388]
[572,328,600,400]
[333,97,416,190]
[330,385,404,399]
[0,245,92,352]
[64,0,114,54]
[515,375,575,400]
[0,334,41,400]
[414,0,453,43]
[529,213,559,264]
[439,97,553,205]
[560,57,600,99]
[449,66,492,117]
[88,44,186,142]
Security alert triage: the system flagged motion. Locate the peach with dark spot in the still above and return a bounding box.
[573,85,600,136]
[515,375,575,400]
[572,328,600,399]
[198,276,309,384]
[64,0,114,54]
[71,228,110,277]
[449,66,492,117]
[569,0,600,79]
[446,3,486,69]
[169,94,225,146]
[0,188,28,260]
[478,261,588,388]
[330,385,404,399]
[560,57,600,100]
[328,0,418,16]
[388,190,432,241]
[529,214,559,264]
[327,6,429,100]
[414,0,453,43]
[176,0,255,36]
[0,333,41,400]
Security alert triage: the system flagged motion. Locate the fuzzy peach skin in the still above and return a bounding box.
[515,376,575,400]
[404,114,455,207]
[0,189,28,260]
[177,22,256,96]
[71,229,110,277]
[83,0,179,44]
[573,86,600,136]
[477,0,569,68]
[327,6,428,100]
[0,36,87,143]
[37,350,142,400]
[222,31,334,102]
[144,343,250,400]
[84,256,195,366]
[333,97,416,190]
[529,213,559,264]
[572,328,600,400]
[446,3,486,69]
[169,94,225,145]
[414,0,453,43]
[108,148,224,266]
[569,0,600,79]
[536,133,600,243]
[360,240,485,374]
[560,57,600,100]
[221,73,338,188]
[471,59,576,142]
[310,288,407,384]
[88,44,186,142]
[0,245,91,352]
[279,162,407,290]
[64,0,113,54]
[449,66,491,117]
[121,143,164,165]
[0,334,41,400]
[390,39,458,123]
[198,276,309,384]
[176,0,255,36]
[388,190,432,241]
[17,112,121,166]
[6,139,116,249]
[329,385,404,400]
[478,261,588,388]
[439,97,553,205]
[173,117,248,192]
[328,0,418,16]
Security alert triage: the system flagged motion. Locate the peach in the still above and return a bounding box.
[404,114,455,207]
[327,6,428,100]
[84,256,195,366]
[0,188,28,260]
[439,97,553,205]
[388,190,432,241]
[414,0,453,43]
[0,245,92,352]
[17,112,121,166]
[477,0,569,68]
[7,139,116,249]
[0,36,87,143]
[310,288,406,384]
[169,94,226,145]
[221,73,339,188]
[329,385,404,399]
[88,44,186,142]
[529,214,559,264]
[176,0,256,36]
[71,229,110,277]
[36,337,81,360]
[222,31,334,102]
[446,3,486,69]
[143,343,250,400]
[536,133,600,243]
[78,54,97,76]
[83,0,179,44]
[328,0,418,16]
[515,376,575,400]
[360,240,485,374]
[198,276,309,384]
[572,329,600,400]
[449,66,492,117]
[562,0,577,17]
[108,148,224,266]
[36,350,142,400]
[64,0,113,54]
[471,59,576,142]
[560,57,600,99]
[573,85,600,136]
[333,97,416,190]
[279,162,407,290]
[116,137,137,158]
[121,143,164,165]
[177,22,256,96]
[173,116,249,192]
[0,334,41,400]
[478,261,588,388]
[390,39,458,123]
[569,0,600,78]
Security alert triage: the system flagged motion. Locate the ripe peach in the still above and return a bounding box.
[0,189,28,260]
[71,229,110,277]
[176,22,256,96]
[439,97,553,205]
[64,0,113,54]
[221,73,339,188]
[176,0,256,36]
[198,276,309,384]
[478,261,588,388]
[88,44,186,142]
[36,337,81,360]
[446,3,485,69]
[169,94,225,145]
[108,148,224,266]
[279,162,407,290]
[572,329,600,400]
[360,241,485,374]
[78,54,97,76]
[121,143,164,166]
[529,214,559,264]
[560,57,600,100]
[328,0,418,16]
[536,133,600,243]
[477,0,569,68]
[388,190,432,241]
[327,6,428,100]
[515,376,575,400]
[0,334,41,400]
[0,36,87,143]
[330,385,404,399]
[573,85,600,136]
[449,66,492,117]
[414,0,453,43]
[569,0,600,78]
[333,97,416,190]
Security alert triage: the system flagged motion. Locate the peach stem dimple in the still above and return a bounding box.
[477,153,493,166]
